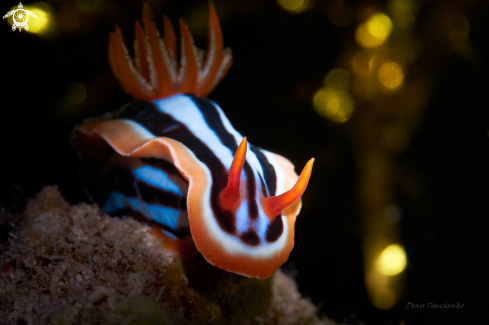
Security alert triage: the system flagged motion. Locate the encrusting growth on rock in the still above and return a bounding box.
[0,186,336,324]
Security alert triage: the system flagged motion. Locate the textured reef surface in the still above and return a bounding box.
[0,186,336,324]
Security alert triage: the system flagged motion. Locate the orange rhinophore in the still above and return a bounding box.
[263,158,315,219]
[219,137,248,211]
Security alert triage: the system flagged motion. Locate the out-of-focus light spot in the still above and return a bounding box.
[373,289,396,309]
[368,14,393,40]
[277,0,310,14]
[323,69,350,90]
[388,0,417,29]
[378,62,403,90]
[26,6,48,34]
[387,0,418,30]
[314,69,354,122]
[76,0,100,13]
[356,13,393,47]
[352,51,377,76]
[65,83,87,104]
[376,244,407,276]
[313,89,354,123]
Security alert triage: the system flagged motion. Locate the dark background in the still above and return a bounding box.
[1,0,488,324]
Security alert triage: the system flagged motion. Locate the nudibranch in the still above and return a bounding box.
[72,3,314,279]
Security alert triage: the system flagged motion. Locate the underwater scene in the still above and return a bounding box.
[1,0,488,324]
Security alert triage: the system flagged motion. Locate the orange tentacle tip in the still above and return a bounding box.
[263,158,315,219]
[108,2,232,101]
[219,137,248,211]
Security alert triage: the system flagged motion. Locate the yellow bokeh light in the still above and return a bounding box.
[277,0,310,14]
[352,51,377,77]
[378,62,404,90]
[356,13,393,47]
[313,89,354,123]
[387,0,418,30]
[65,83,87,104]
[323,69,350,90]
[27,9,48,33]
[376,244,407,276]
[368,14,393,39]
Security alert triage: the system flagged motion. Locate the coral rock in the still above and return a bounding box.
[0,186,336,324]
